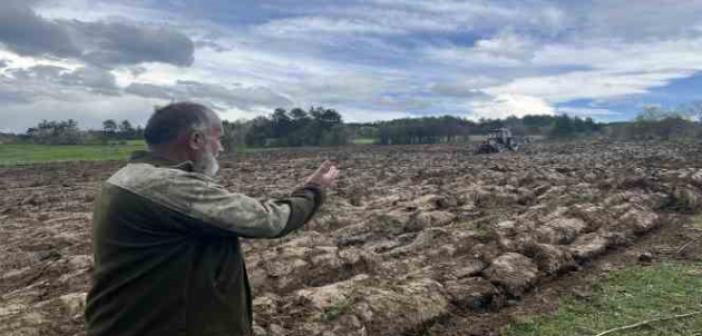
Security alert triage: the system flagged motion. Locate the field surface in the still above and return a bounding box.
[1,141,702,335]
[0,141,146,166]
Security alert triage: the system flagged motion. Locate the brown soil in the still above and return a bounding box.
[1,140,701,336]
[419,214,702,336]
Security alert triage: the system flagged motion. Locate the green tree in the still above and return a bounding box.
[289,108,312,146]
[103,119,118,140]
[271,108,292,140]
[26,119,83,144]
[320,124,350,146]
[550,115,575,138]
[244,116,272,147]
[119,120,135,139]
[618,106,696,140]
[636,105,685,122]
[222,120,250,152]
[356,126,379,139]
[376,116,473,145]
[308,106,344,145]
[584,117,599,133]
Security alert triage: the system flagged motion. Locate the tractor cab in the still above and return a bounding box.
[487,128,512,142]
[476,128,520,154]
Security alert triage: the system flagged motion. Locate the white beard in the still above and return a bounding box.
[194,150,220,177]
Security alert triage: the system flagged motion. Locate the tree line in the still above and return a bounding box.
[25,119,83,145]
[608,104,702,140]
[102,119,144,141]
[548,115,601,138]
[364,114,601,145]
[21,118,143,145]
[15,102,702,148]
[18,106,349,148]
[217,106,349,151]
[243,106,347,147]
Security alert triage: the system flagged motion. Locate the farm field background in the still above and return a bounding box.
[0,141,146,166]
[0,141,287,166]
[1,141,701,335]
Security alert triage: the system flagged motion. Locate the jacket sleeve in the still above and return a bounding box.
[270,183,324,237]
[107,163,325,238]
[151,173,324,238]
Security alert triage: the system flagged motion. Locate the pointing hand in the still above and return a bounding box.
[306,160,339,188]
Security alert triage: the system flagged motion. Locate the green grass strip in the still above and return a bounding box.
[505,262,702,336]
[0,143,146,166]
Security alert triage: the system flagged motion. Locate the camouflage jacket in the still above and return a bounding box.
[85,151,324,336]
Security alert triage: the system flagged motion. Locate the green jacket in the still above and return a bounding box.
[85,152,324,336]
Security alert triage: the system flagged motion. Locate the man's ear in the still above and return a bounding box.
[188,131,204,150]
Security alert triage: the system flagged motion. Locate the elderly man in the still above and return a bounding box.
[85,102,338,335]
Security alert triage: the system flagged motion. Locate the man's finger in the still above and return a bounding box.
[329,168,339,180]
[326,166,337,177]
[317,160,332,173]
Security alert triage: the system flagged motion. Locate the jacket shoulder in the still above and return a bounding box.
[106,163,218,213]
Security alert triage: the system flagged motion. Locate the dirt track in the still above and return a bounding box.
[1,140,702,335]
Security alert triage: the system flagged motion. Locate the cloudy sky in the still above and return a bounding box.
[1,0,702,132]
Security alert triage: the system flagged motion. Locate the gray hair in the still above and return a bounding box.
[144,102,213,146]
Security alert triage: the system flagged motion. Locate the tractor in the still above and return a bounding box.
[475,128,521,154]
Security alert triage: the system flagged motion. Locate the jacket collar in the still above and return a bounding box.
[129,150,195,172]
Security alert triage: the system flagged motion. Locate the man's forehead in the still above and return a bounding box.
[208,110,222,124]
[206,110,223,133]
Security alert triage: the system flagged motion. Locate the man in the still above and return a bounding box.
[85,102,339,335]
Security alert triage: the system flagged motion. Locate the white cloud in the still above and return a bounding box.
[0,49,80,70]
[473,32,535,60]
[485,69,694,103]
[0,2,195,68]
[468,94,555,120]
[426,48,522,68]
[0,64,119,103]
[533,38,702,72]
[124,80,292,111]
[430,80,491,98]
[187,41,408,108]
[256,17,400,36]
[3,0,702,130]
[486,38,702,103]
[584,0,702,39]
[0,94,161,132]
[339,107,413,123]
[324,0,568,36]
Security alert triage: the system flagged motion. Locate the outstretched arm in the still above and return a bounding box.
[133,160,339,238]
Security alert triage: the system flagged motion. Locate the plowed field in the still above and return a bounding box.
[1,140,701,335]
